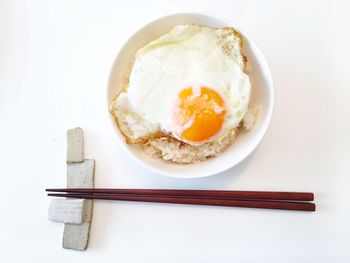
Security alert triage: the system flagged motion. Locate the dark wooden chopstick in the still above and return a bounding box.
[46,188,314,201]
[48,193,315,211]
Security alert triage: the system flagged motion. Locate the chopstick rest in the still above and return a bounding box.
[48,127,95,251]
[63,159,94,251]
[48,199,85,224]
[67,127,84,163]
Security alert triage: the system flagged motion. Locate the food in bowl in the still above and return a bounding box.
[109,24,257,163]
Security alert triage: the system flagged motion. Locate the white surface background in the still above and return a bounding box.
[0,0,349,262]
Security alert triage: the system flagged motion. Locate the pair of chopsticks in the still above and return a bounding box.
[46,188,316,212]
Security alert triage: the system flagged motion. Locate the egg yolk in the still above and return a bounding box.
[171,86,226,143]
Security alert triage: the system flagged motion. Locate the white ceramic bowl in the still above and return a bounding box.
[107,13,273,179]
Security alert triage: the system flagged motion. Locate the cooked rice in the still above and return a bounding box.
[141,107,257,164]
[143,129,238,164]
[243,106,259,130]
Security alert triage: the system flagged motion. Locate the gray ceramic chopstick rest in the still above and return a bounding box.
[48,127,94,251]
[48,199,85,224]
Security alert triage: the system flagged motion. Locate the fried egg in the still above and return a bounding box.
[111,25,251,145]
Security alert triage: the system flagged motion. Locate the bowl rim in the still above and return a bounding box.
[107,12,274,179]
